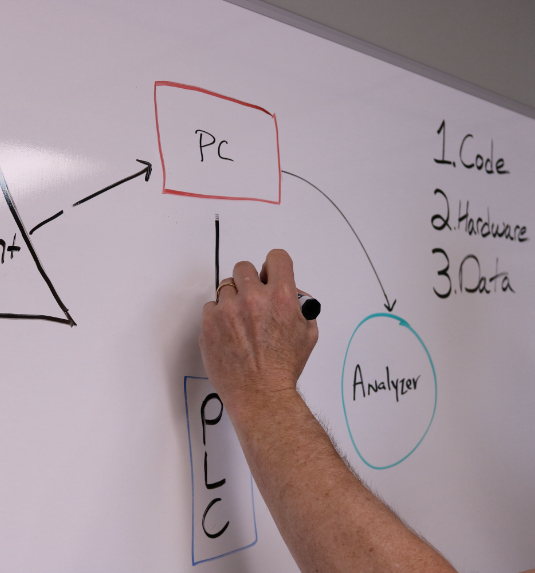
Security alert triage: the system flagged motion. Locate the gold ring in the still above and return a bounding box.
[216,281,237,303]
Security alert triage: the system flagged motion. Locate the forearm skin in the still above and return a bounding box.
[225,388,457,573]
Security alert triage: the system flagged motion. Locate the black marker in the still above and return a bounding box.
[298,293,321,320]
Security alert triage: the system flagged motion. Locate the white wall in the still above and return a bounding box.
[257,0,535,110]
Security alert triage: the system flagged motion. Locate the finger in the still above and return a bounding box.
[297,287,312,297]
[217,277,238,303]
[200,301,216,341]
[307,319,319,344]
[259,249,296,290]
[203,300,216,315]
[233,260,262,293]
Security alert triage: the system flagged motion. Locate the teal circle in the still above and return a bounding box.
[341,313,437,470]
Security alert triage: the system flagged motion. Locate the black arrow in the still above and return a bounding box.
[29,160,153,236]
[73,159,152,207]
[282,170,397,313]
[30,160,153,236]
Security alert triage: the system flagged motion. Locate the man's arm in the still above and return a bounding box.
[199,249,457,573]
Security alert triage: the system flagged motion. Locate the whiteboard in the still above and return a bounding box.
[0,1,534,571]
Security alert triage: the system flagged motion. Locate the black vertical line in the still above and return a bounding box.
[215,215,220,292]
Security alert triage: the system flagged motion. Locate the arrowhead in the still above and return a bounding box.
[384,299,397,312]
[136,159,153,182]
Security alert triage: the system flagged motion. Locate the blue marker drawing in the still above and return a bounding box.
[341,314,437,470]
[184,376,258,565]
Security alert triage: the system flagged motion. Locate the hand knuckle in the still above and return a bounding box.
[244,290,263,310]
[275,284,294,306]
[223,300,240,323]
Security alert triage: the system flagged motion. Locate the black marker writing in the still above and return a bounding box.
[457,201,528,242]
[196,130,216,162]
[434,120,509,174]
[0,165,75,326]
[200,392,229,539]
[204,451,226,490]
[202,498,229,539]
[434,120,453,165]
[459,255,514,294]
[29,211,64,235]
[0,234,20,264]
[353,365,420,403]
[195,130,234,163]
[201,393,223,446]
[73,160,152,207]
[431,190,528,242]
[215,215,220,292]
[432,249,515,297]
[217,140,233,161]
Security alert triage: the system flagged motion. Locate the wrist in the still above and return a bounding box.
[221,381,302,432]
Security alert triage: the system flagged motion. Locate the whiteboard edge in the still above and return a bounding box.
[223,0,535,120]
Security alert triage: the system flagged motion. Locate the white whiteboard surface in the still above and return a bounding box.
[0,1,534,572]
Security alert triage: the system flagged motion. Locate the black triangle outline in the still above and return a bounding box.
[0,168,76,327]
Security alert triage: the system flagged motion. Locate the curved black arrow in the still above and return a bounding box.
[282,170,397,313]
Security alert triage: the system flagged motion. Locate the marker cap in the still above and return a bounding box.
[298,293,321,320]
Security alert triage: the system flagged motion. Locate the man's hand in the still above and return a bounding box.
[198,249,456,573]
[199,249,318,411]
